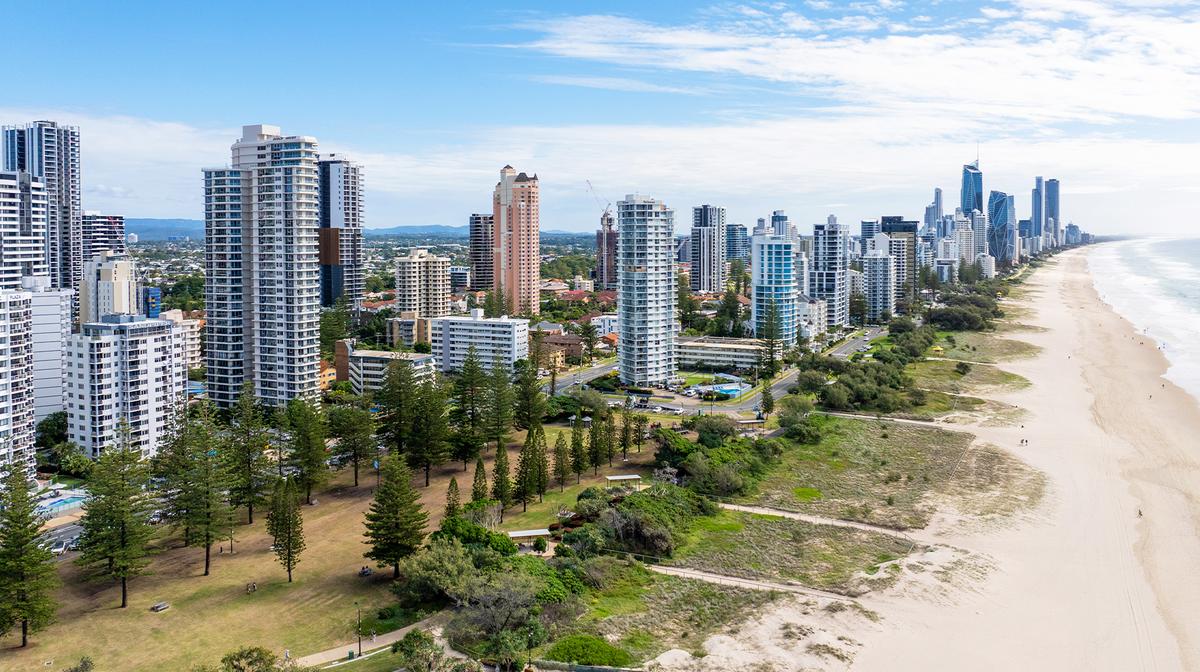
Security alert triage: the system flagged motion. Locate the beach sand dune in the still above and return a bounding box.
[853,248,1198,670]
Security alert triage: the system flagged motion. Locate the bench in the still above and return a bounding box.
[150,602,170,613]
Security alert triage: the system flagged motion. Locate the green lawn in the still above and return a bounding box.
[0,469,421,672]
[934,331,1040,364]
[908,359,1029,395]
[670,510,912,596]
[746,416,973,529]
[574,560,782,662]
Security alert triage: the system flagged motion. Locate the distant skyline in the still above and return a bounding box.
[5,0,1199,235]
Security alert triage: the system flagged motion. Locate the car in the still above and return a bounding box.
[50,540,68,556]
[67,537,80,551]
[148,512,162,525]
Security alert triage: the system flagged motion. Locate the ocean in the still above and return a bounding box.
[1089,238,1200,400]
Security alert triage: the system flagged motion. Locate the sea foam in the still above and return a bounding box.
[1089,238,1200,403]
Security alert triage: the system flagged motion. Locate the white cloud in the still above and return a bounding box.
[530,75,705,95]
[6,1,1200,237]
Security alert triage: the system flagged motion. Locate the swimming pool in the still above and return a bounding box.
[38,495,86,514]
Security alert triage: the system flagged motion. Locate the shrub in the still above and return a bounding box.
[545,634,634,666]
[954,361,972,375]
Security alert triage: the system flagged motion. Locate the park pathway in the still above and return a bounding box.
[647,565,861,603]
[296,614,439,668]
[715,502,937,545]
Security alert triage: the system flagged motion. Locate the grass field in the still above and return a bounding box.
[934,331,1040,364]
[908,359,1029,395]
[746,416,974,529]
[670,511,913,596]
[0,420,657,671]
[578,560,782,662]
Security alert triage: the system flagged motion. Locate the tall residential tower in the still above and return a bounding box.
[690,204,726,293]
[203,124,321,408]
[318,155,364,308]
[492,166,540,315]
[2,121,82,294]
[617,195,676,386]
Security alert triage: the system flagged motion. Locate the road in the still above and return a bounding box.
[829,326,884,358]
[542,359,617,394]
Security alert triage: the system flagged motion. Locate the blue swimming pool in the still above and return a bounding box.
[38,495,86,514]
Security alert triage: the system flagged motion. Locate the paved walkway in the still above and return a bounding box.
[295,614,439,668]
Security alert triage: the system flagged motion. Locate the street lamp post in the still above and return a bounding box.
[355,601,362,656]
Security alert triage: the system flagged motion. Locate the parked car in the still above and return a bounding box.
[50,540,68,556]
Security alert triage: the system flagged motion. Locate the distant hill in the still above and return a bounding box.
[364,225,583,237]
[364,225,468,237]
[126,218,205,241]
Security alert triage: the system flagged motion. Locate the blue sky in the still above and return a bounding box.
[6,0,1200,234]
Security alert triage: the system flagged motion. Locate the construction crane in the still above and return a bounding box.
[586,179,612,220]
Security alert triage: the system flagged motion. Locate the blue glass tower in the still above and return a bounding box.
[961,162,983,214]
[987,191,1015,262]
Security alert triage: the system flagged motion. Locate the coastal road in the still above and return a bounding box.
[830,326,884,358]
[542,359,617,394]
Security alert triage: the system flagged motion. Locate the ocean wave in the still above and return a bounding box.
[1090,240,1200,401]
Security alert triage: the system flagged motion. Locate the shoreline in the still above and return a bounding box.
[851,248,1197,670]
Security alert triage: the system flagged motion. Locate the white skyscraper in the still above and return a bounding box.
[810,215,850,328]
[395,247,451,318]
[79,250,139,324]
[203,125,321,408]
[751,233,800,345]
[970,210,989,258]
[0,290,35,475]
[690,205,726,293]
[863,249,896,323]
[318,154,364,308]
[24,276,73,421]
[82,212,127,262]
[2,121,82,295]
[617,195,676,386]
[954,225,976,265]
[0,170,49,288]
[66,315,187,458]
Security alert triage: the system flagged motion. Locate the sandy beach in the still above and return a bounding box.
[850,247,1200,670]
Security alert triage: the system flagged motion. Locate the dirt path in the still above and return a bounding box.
[716,502,938,546]
[647,565,860,603]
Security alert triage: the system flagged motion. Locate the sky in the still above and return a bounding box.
[5,0,1200,235]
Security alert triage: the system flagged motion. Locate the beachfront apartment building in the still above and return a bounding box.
[810,215,850,328]
[318,154,364,308]
[677,336,780,371]
[430,308,529,373]
[751,233,800,345]
[204,124,322,408]
[66,315,187,459]
[395,247,450,319]
[617,194,677,386]
[0,290,36,475]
